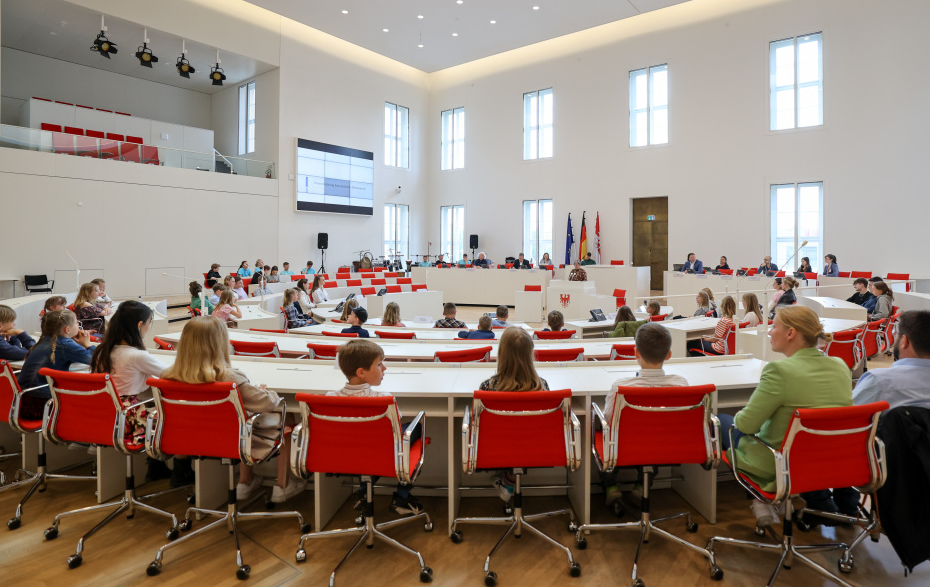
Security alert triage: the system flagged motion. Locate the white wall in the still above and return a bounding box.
[212,67,280,166]
[0,48,212,129]
[428,0,930,278]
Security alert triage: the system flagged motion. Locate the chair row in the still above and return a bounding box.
[40,124,159,163]
[33,96,132,117]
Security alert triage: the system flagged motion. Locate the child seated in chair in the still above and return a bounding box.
[458,315,495,340]
[542,310,565,331]
[282,289,312,328]
[491,305,510,328]
[434,302,466,329]
[341,305,371,338]
[189,281,214,316]
[329,339,423,516]
[602,323,687,510]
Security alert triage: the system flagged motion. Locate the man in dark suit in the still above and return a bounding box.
[514,253,531,269]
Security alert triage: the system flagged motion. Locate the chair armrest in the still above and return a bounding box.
[705,414,721,470]
[144,409,164,460]
[590,403,610,473]
[725,425,787,503]
[399,410,426,485]
[242,397,287,466]
[289,423,306,479]
[462,405,474,474]
[568,408,582,471]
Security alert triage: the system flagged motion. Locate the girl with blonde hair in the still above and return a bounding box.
[741,293,764,327]
[74,281,111,334]
[212,289,242,328]
[688,296,736,356]
[161,317,305,503]
[693,291,711,317]
[380,302,405,327]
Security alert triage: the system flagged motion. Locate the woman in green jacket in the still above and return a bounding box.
[718,305,853,526]
[608,306,647,338]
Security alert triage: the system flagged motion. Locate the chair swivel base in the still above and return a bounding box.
[576,474,720,587]
[706,500,853,587]
[43,455,179,568]
[450,475,581,586]
[145,463,310,580]
[295,480,434,587]
[794,503,881,573]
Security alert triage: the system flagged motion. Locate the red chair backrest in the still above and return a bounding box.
[250,328,287,333]
[610,260,624,265]
[40,369,121,448]
[64,126,84,136]
[824,328,863,370]
[838,272,851,278]
[360,287,376,296]
[375,330,416,339]
[524,285,542,292]
[386,285,402,293]
[850,271,872,278]
[469,389,578,470]
[863,319,886,357]
[121,142,140,162]
[533,330,575,340]
[747,268,757,276]
[778,402,888,495]
[434,346,492,363]
[306,342,340,359]
[141,145,159,164]
[396,278,412,285]
[86,129,105,139]
[323,331,358,338]
[886,273,911,291]
[804,272,818,280]
[385,272,400,278]
[346,279,363,287]
[775,271,786,277]
[371,279,386,286]
[718,269,734,275]
[230,340,280,358]
[293,394,418,480]
[147,378,246,460]
[534,348,584,362]
[411,284,428,291]
[126,135,144,144]
[361,273,375,279]
[649,314,668,322]
[153,336,174,351]
[609,343,636,360]
[41,123,62,132]
[323,281,337,288]
[373,267,385,272]
[106,133,125,141]
[291,275,305,281]
[0,360,38,431]
[610,385,717,468]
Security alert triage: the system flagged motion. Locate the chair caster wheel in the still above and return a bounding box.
[295,549,307,563]
[576,536,587,550]
[450,530,463,543]
[146,561,162,576]
[44,526,59,540]
[187,494,195,505]
[7,518,21,530]
[686,521,699,533]
[424,521,433,531]
[236,564,250,580]
[710,566,724,580]
[166,527,179,540]
[354,514,364,526]
[67,554,82,569]
[838,556,854,573]
[419,566,433,582]
[301,523,312,534]
[503,503,513,516]
[612,501,624,518]
[633,578,645,587]
[569,562,581,577]
[179,519,193,532]
[126,514,135,520]
[753,526,766,536]
[568,522,578,532]
[484,570,498,586]
[366,543,374,549]
[265,500,275,509]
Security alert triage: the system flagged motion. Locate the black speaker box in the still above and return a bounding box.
[469,234,479,249]
[318,233,328,249]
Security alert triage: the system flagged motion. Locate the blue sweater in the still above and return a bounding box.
[17,337,96,397]
[458,329,495,340]
[341,325,370,338]
[0,332,36,361]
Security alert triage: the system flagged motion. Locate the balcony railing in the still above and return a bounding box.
[0,124,275,179]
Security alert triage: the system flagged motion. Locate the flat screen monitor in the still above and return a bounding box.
[296,139,373,215]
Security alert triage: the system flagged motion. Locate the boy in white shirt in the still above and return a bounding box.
[328,339,423,516]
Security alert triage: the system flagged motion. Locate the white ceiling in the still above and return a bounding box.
[246,0,692,73]
[0,0,277,95]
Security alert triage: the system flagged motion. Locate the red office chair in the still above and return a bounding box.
[824,328,864,370]
[386,285,402,293]
[533,329,576,340]
[450,389,582,583]
[837,271,851,278]
[249,328,287,334]
[324,281,338,289]
[524,285,542,292]
[613,289,627,307]
[361,273,376,279]
[850,271,871,279]
[610,260,625,265]
[230,340,281,358]
[360,287,376,296]
[862,319,886,359]
[397,278,412,285]
[306,343,341,360]
[803,272,818,280]
[534,348,584,362]
[346,279,363,287]
[433,346,492,363]
[691,324,736,356]
[650,313,669,322]
[187,305,200,318]
[38,369,180,568]
[153,337,174,351]
[707,402,889,586]
[775,271,786,277]
[143,378,309,579]
[290,394,433,584]
[577,385,721,584]
[878,311,900,355]
[0,361,96,530]
[609,343,636,360]
[323,331,358,338]
[886,273,910,291]
[371,279,387,286]
[375,330,417,339]
[411,284,428,291]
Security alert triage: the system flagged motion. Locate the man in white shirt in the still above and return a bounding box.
[853,310,930,411]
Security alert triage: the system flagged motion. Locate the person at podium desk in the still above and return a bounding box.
[823,254,840,277]
[434,254,446,267]
[458,254,468,267]
[474,252,490,268]
[514,253,531,269]
[758,256,778,275]
[580,252,596,266]
[681,253,703,274]
[540,253,552,267]
[797,257,813,274]
[418,255,432,267]
[568,261,587,282]
[714,256,730,272]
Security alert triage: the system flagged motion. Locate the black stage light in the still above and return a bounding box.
[209,63,226,86]
[176,54,195,78]
[135,43,158,68]
[91,31,118,58]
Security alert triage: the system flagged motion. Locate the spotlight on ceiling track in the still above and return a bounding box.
[90,16,117,59]
[209,50,226,86]
[135,29,158,68]
[176,40,195,78]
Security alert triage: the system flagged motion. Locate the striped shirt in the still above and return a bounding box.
[712,317,733,354]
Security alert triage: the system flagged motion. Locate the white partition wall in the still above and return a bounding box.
[556,265,650,301]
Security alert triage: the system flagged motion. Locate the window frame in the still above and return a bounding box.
[440,107,465,170]
[523,88,553,160]
[522,199,554,264]
[384,102,409,168]
[629,64,668,148]
[769,32,824,131]
[238,80,256,155]
[383,203,409,261]
[440,205,466,263]
[770,181,824,272]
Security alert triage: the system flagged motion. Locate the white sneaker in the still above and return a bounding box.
[271,478,307,504]
[751,500,780,527]
[236,475,264,501]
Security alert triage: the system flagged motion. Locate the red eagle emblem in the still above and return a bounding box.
[560,294,571,308]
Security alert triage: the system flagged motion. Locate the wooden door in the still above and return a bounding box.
[631,197,669,291]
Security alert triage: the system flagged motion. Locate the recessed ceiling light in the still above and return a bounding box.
[452,33,458,36]
[342,10,348,14]
[383,28,389,32]
[49,31,57,35]
[490,20,496,24]
[418,44,424,48]
[533,5,540,10]
[418,15,424,19]
[457,0,463,4]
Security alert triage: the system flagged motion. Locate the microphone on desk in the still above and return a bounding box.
[782,241,809,274]
[65,249,81,291]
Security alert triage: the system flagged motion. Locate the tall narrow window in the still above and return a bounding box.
[440,107,465,170]
[629,64,668,147]
[238,80,256,155]
[383,203,409,261]
[440,205,466,262]
[523,88,553,160]
[522,200,553,264]
[771,182,823,271]
[384,102,409,168]
[770,32,823,130]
